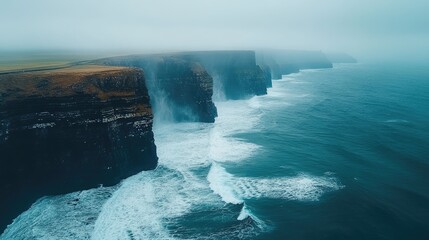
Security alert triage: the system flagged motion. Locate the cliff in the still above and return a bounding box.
[96,51,269,103]
[256,50,333,79]
[94,55,218,123]
[260,65,272,88]
[0,65,157,232]
[180,51,269,99]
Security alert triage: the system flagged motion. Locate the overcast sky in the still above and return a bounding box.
[1,0,428,60]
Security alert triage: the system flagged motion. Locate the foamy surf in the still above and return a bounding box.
[208,162,243,205]
[384,119,409,123]
[91,99,267,239]
[206,161,342,236]
[208,163,343,203]
[91,167,197,240]
[0,186,118,240]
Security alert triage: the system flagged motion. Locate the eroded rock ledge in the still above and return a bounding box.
[0,65,157,231]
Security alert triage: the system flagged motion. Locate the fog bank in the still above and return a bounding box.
[1,0,428,61]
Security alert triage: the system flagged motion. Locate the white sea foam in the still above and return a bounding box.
[208,163,243,204]
[208,100,262,162]
[91,168,198,240]
[0,186,118,240]
[205,160,342,237]
[206,162,268,230]
[297,68,325,73]
[207,163,342,203]
[262,80,314,111]
[237,204,268,232]
[237,205,250,221]
[384,119,409,123]
[154,122,213,169]
[288,81,309,84]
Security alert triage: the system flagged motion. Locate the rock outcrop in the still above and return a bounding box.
[0,65,157,232]
[256,50,333,79]
[95,55,218,123]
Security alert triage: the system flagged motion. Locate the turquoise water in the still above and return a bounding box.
[235,63,429,239]
[2,63,429,239]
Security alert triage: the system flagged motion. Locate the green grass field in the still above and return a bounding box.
[0,51,115,73]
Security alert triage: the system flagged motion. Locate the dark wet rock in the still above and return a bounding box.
[0,65,157,232]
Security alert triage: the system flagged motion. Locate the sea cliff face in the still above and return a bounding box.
[181,51,269,99]
[96,51,270,104]
[260,65,273,88]
[153,57,218,122]
[0,65,157,231]
[95,55,218,123]
[256,50,333,79]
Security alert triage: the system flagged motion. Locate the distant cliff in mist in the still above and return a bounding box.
[0,65,157,232]
[256,50,333,79]
[178,51,271,99]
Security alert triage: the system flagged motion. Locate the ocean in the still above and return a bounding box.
[2,63,429,240]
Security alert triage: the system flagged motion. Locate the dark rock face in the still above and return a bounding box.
[181,51,268,100]
[256,50,333,79]
[0,66,157,232]
[260,65,273,88]
[154,57,218,122]
[95,55,218,123]
[97,51,269,104]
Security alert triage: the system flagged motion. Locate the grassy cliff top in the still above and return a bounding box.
[0,65,143,101]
